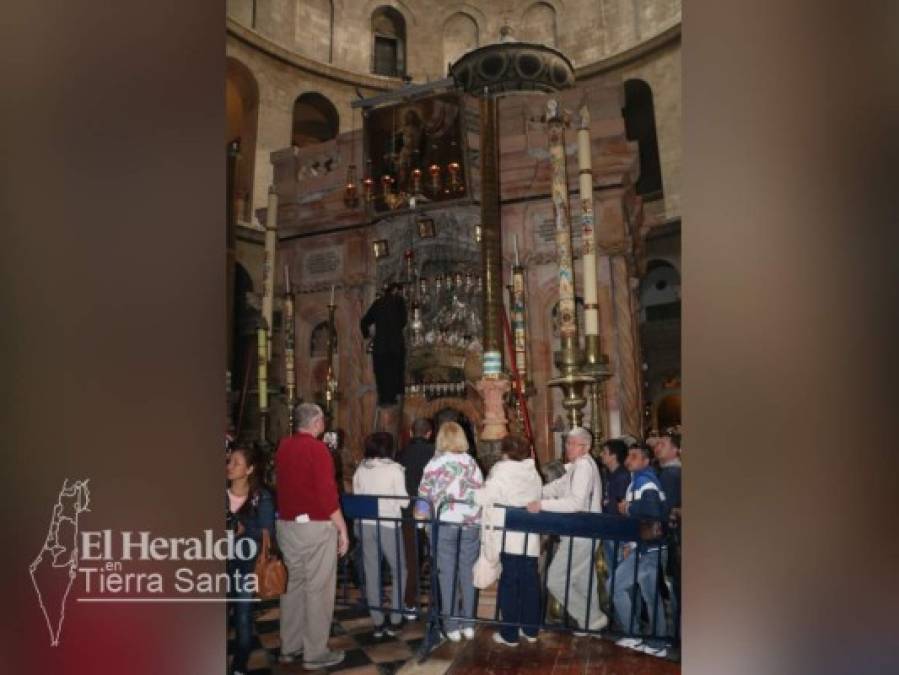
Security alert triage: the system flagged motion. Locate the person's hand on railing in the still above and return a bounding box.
[526,500,541,513]
[617,501,630,516]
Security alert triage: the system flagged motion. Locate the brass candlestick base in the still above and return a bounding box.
[582,335,612,448]
[548,370,594,429]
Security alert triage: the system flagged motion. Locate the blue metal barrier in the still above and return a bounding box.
[336,495,679,662]
[416,498,679,661]
[337,495,434,629]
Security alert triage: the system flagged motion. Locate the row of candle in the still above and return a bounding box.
[407,272,483,298]
[346,160,465,206]
[404,381,467,399]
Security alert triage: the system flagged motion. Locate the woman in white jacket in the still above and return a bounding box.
[472,434,543,647]
[352,432,409,636]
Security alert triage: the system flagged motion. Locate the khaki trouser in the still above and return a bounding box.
[547,536,606,630]
[276,520,337,659]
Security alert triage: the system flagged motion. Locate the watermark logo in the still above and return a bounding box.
[31,479,261,646]
[29,478,91,646]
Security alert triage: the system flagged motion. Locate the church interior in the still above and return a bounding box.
[225,1,681,671]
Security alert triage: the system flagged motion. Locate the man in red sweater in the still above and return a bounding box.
[275,403,349,671]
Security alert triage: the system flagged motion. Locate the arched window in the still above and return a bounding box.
[623,79,663,198]
[443,12,479,74]
[639,260,680,322]
[291,93,339,147]
[371,6,406,77]
[521,2,557,47]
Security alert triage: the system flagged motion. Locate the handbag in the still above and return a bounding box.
[472,505,501,589]
[254,529,287,599]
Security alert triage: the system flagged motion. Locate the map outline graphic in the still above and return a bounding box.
[29,478,91,646]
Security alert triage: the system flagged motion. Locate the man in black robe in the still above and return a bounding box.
[360,283,407,406]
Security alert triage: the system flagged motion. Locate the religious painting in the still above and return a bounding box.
[372,239,390,259]
[416,216,436,238]
[364,92,467,213]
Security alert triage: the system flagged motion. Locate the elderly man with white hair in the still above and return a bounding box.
[527,426,607,634]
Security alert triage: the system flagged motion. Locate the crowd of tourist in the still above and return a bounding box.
[224,402,682,672]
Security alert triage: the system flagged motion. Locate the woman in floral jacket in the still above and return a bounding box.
[418,421,483,641]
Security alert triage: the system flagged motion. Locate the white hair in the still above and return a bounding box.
[567,426,592,447]
[294,403,324,432]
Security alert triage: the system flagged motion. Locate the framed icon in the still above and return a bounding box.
[417,217,436,239]
[372,239,389,259]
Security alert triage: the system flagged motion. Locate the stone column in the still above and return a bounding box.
[610,254,641,436]
[226,141,239,384]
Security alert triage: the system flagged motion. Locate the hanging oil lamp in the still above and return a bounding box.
[428,163,441,195]
[381,174,394,204]
[363,159,374,203]
[447,161,460,195]
[343,163,359,208]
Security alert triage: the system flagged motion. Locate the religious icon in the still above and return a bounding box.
[417,217,436,239]
[372,239,389,259]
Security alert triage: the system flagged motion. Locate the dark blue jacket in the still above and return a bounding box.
[625,468,666,550]
[226,487,276,569]
[657,462,682,513]
[602,465,631,515]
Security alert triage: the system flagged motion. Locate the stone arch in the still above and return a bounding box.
[371,5,407,76]
[639,259,680,322]
[442,12,479,74]
[291,92,340,147]
[653,391,681,430]
[226,57,259,221]
[623,79,663,197]
[520,2,558,47]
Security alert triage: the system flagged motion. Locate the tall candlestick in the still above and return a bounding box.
[546,98,592,429]
[257,326,268,411]
[577,105,600,338]
[513,233,520,266]
[283,265,296,432]
[511,265,528,382]
[330,285,335,306]
[263,186,278,359]
[547,100,577,346]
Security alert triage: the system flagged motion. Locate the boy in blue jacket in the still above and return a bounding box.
[611,444,669,657]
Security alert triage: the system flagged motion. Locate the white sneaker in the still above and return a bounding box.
[278,650,303,664]
[641,644,668,658]
[615,637,643,650]
[519,629,538,643]
[445,629,462,642]
[461,627,475,640]
[492,631,519,647]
